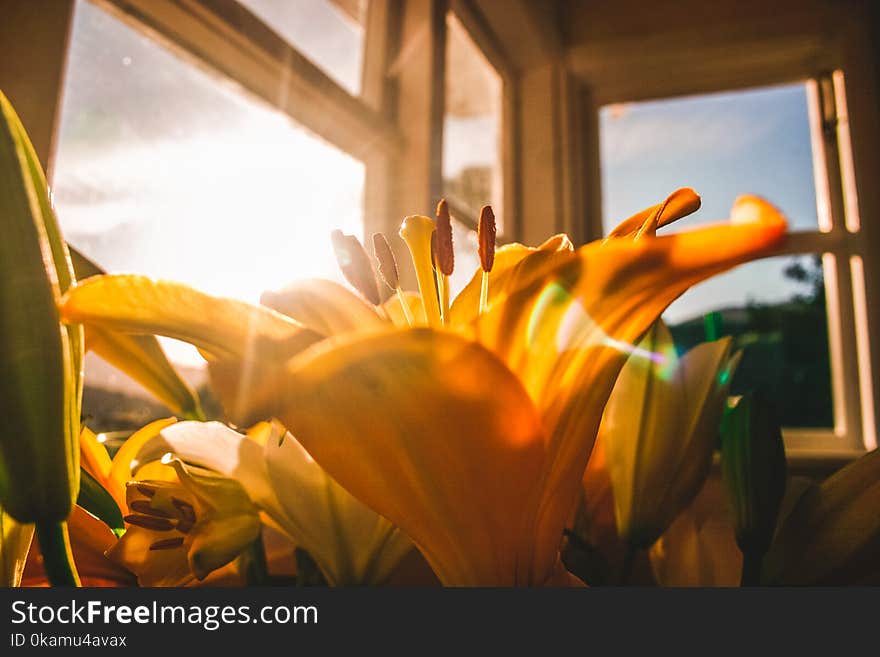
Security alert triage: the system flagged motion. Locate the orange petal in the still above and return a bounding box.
[473,194,786,580]
[449,234,573,326]
[61,274,321,362]
[23,506,135,587]
[249,328,548,585]
[108,417,179,508]
[606,188,701,239]
[261,278,385,336]
[649,478,741,586]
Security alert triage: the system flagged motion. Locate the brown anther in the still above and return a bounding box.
[172,497,196,522]
[372,233,399,290]
[175,519,195,534]
[435,199,454,276]
[478,205,496,272]
[124,514,175,531]
[135,484,157,498]
[331,229,381,305]
[129,500,175,518]
[149,537,185,551]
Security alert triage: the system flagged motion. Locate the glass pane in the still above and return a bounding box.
[238,0,366,95]
[600,83,833,429]
[448,217,480,298]
[54,2,364,428]
[665,255,833,429]
[600,83,819,233]
[443,12,503,231]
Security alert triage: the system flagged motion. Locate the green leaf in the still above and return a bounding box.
[0,90,77,522]
[76,469,125,537]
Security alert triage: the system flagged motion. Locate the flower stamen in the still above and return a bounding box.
[149,537,185,551]
[124,514,175,531]
[435,199,454,324]
[135,484,157,498]
[129,500,175,518]
[373,232,414,326]
[478,205,496,315]
[172,497,196,522]
[331,230,381,306]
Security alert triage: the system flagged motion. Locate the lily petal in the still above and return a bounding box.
[86,327,204,419]
[449,234,573,326]
[108,417,179,506]
[261,278,384,336]
[764,449,880,584]
[133,422,277,519]
[61,274,322,362]
[1,506,33,586]
[248,328,549,585]
[139,421,412,585]
[606,187,701,239]
[472,195,786,579]
[604,323,736,546]
[70,246,203,419]
[80,427,113,484]
[171,460,261,580]
[383,291,426,327]
[649,478,741,586]
[264,433,412,585]
[24,505,135,587]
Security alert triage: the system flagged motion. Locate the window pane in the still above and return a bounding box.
[600,83,819,233]
[443,13,504,231]
[449,217,480,298]
[666,255,833,428]
[54,2,364,427]
[600,83,833,429]
[238,0,366,95]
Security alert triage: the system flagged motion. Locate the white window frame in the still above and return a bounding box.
[584,80,876,459]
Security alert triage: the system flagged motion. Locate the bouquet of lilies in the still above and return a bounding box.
[2,91,877,588]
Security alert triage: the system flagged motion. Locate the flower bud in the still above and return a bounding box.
[0,92,80,522]
[720,393,787,556]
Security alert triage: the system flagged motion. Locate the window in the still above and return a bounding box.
[52,1,366,429]
[600,78,874,451]
[237,0,367,95]
[443,11,504,232]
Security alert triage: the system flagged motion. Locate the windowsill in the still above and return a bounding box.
[711,445,866,479]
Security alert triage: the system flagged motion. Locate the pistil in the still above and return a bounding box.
[399,215,442,327]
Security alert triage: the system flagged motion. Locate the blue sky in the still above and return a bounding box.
[600,84,821,324]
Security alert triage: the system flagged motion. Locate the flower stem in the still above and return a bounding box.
[35,520,80,587]
[619,544,638,585]
[244,531,268,586]
[740,551,763,587]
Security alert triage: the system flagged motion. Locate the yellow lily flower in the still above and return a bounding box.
[60,192,787,585]
[601,320,742,549]
[79,418,271,586]
[130,420,413,586]
[649,478,742,587]
[107,465,261,586]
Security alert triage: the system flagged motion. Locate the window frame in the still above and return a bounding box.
[6,0,875,457]
[442,0,516,242]
[583,66,877,458]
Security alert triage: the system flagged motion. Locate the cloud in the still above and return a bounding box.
[600,97,783,167]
